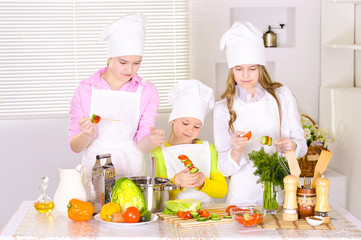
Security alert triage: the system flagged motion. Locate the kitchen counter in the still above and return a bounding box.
[1,201,361,240]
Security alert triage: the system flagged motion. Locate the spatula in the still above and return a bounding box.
[311,150,333,188]
[285,150,301,187]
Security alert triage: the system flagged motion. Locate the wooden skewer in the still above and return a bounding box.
[101,118,120,122]
[251,137,261,141]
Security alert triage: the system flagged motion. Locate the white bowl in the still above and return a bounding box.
[306,216,325,226]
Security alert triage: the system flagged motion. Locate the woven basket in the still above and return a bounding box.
[299,114,327,177]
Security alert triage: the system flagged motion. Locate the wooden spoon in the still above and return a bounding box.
[311,150,333,188]
[285,150,301,187]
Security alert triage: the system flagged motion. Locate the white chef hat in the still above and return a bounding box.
[220,21,266,68]
[99,12,146,57]
[168,80,215,125]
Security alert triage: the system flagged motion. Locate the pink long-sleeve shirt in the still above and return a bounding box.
[68,67,160,145]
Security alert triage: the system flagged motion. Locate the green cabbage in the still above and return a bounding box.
[164,199,202,212]
[111,177,147,214]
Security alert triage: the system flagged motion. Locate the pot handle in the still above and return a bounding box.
[164,183,178,191]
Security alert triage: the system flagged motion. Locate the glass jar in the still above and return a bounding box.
[263,181,278,214]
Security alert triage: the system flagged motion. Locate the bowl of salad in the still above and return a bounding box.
[229,206,264,227]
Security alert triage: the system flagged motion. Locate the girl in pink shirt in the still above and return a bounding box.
[68,13,164,199]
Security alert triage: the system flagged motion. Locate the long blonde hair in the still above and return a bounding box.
[220,65,283,133]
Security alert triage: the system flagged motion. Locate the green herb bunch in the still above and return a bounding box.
[248,147,289,189]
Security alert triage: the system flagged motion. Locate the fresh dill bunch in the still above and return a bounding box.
[248,147,289,189]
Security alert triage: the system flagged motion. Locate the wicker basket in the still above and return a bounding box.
[298,114,327,177]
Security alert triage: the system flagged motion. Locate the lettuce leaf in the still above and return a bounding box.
[164,199,202,212]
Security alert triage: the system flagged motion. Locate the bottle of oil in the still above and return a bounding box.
[34,176,54,213]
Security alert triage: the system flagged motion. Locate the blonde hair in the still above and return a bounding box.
[220,65,283,133]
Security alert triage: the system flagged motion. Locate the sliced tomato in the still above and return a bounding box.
[188,165,195,170]
[177,210,186,218]
[198,209,209,218]
[226,205,237,216]
[243,131,252,140]
[185,211,192,219]
[178,155,188,160]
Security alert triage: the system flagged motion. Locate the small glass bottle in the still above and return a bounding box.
[34,176,54,213]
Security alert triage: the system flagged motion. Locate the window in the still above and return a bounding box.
[0,0,190,119]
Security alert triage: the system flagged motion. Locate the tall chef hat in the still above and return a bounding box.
[99,12,146,57]
[220,21,266,68]
[168,80,215,125]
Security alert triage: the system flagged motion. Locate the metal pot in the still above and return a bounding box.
[129,176,177,213]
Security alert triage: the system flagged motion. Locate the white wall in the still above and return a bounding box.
[0,0,328,231]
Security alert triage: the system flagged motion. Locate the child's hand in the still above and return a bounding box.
[79,116,96,139]
[193,172,205,188]
[232,131,249,153]
[273,138,297,153]
[174,168,202,188]
[149,126,165,146]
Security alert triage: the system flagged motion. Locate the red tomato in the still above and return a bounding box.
[198,209,209,218]
[185,211,192,219]
[226,205,237,216]
[243,131,252,140]
[177,211,186,219]
[123,206,140,223]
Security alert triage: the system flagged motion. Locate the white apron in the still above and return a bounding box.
[227,93,281,206]
[161,142,213,204]
[82,83,146,200]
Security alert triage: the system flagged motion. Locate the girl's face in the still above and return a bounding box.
[170,117,203,145]
[109,55,142,82]
[232,64,259,96]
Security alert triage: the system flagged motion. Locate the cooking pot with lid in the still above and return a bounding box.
[129,176,177,213]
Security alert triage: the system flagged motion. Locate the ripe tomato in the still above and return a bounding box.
[226,205,237,216]
[177,210,186,218]
[123,206,140,223]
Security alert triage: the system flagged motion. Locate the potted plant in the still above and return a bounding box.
[248,147,289,214]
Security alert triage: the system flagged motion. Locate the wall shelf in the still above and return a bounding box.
[324,43,361,50]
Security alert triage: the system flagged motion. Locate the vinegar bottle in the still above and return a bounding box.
[34,176,54,213]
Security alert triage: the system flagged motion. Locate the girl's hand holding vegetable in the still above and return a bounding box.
[79,117,97,139]
[273,138,297,153]
[231,131,249,162]
[174,169,205,188]
[149,126,165,147]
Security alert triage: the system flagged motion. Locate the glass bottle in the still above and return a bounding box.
[263,181,278,214]
[34,176,54,213]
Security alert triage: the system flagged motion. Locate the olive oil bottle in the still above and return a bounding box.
[34,176,54,213]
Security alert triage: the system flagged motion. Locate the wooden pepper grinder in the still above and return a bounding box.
[315,177,330,224]
[283,175,298,221]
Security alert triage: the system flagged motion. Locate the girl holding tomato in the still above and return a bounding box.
[68,13,165,200]
[151,80,227,204]
[213,22,307,205]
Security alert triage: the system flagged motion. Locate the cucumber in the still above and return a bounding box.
[196,217,210,222]
[190,167,199,174]
[180,159,187,163]
[260,136,267,145]
[223,215,232,219]
[267,137,273,146]
[140,210,152,222]
[190,211,200,218]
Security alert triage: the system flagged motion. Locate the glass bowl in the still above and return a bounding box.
[229,206,264,227]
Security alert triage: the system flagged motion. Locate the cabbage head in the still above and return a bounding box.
[111,177,147,214]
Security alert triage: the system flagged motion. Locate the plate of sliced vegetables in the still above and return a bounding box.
[94,213,158,226]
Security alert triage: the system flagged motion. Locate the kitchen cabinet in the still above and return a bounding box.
[319,0,361,221]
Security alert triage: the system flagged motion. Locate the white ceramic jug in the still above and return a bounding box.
[54,164,87,214]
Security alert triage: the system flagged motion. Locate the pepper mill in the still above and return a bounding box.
[282,175,298,221]
[314,177,330,224]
